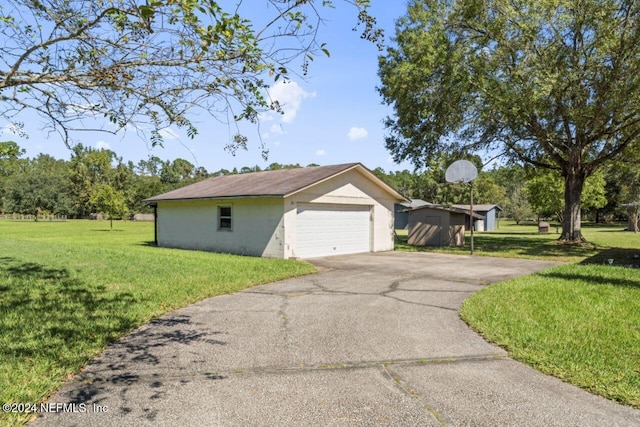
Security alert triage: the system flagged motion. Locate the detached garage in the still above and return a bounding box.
[145,163,406,259]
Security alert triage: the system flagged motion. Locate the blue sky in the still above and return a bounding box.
[1,1,415,173]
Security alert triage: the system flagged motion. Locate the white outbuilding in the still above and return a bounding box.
[145,163,407,259]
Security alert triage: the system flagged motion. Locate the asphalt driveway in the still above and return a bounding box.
[35,252,640,426]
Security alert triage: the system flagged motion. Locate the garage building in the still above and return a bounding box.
[145,163,407,259]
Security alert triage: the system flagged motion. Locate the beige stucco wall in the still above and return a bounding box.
[283,168,397,258]
[156,198,284,257]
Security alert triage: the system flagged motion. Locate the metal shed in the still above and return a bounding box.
[452,204,502,231]
[394,199,431,229]
[407,205,484,247]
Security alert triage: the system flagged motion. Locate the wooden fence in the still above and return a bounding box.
[2,214,68,221]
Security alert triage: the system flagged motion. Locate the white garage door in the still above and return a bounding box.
[296,204,371,258]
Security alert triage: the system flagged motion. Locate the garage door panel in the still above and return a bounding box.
[296,204,370,258]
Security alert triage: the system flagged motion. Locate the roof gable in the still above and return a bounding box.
[145,163,406,203]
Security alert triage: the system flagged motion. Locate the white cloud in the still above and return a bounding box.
[259,111,275,122]
[348,127,368,141]
[267,81,315,124]
[315,149,326,156]
[95,141,110,150]
[261,123,286,139]
[270,124,285,135]
[273,141,281,147]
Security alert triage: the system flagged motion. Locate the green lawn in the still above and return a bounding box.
[460,264,640,408]
[397,221,640,408]
[396,221,640,264]
[0,220,315,426]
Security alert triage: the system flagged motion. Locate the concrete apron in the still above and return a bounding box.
[34,252,640,426]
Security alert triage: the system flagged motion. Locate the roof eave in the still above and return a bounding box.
[144,194,285,205]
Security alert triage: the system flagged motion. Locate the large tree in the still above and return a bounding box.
[0,0,380,155]
[378,0,640,242]
[68,144,118,217]
[2,154,73,219]
[525,168,607,223]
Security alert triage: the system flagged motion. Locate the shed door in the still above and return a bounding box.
[408,216,442,246]
[296,204,371,258]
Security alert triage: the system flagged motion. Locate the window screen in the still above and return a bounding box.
[219,206,232,230]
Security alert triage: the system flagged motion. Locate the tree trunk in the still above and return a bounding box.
[559,171,586,242]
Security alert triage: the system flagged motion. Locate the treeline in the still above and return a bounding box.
[1,141,638,223]
[372,153,640,225]
[0,141,317,221]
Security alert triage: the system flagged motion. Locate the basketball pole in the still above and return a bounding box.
[444,159,478,256]
[469,181,474,255]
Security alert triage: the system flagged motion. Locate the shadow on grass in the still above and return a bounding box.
[478,230,549,236]
[395,233,600,260]
[537,267,640,288]
[0,256,138,362]
[1,256,231,422]
[579,247,640,268]
[91,229,125,232]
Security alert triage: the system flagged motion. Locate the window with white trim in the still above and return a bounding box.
[218,206,232,231]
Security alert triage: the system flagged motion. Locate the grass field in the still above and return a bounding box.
[397,221,640,408]
[0,220,315,426]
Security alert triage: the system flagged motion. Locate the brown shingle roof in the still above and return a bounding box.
[408,204,485,219]
[452,204,503,212]
[145,163,405,203]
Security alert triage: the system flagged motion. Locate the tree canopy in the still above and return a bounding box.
[525,168,607,222]
[0,0,379,156]
[378,0,640,242]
